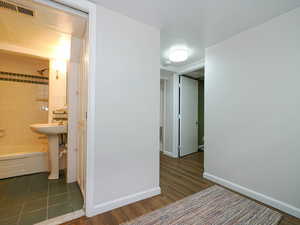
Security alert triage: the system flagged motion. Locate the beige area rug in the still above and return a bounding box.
[122,185,282,225]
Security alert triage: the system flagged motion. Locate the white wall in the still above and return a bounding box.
[48,60,67,122]
[204,7,300,218]
[90,5,160,215]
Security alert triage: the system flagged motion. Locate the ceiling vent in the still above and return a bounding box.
[0,0,34,17]
[0,1,17,11]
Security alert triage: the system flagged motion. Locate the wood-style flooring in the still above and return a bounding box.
[62,152,300,225]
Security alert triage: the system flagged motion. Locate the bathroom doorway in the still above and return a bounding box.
[0,0,93,223]
[178,69,205,157]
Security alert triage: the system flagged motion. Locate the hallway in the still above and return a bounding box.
[62,152,212,225]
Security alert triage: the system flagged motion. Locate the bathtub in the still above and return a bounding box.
[0,145,49,179]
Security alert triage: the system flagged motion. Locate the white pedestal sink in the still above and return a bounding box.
[30,123,67,179]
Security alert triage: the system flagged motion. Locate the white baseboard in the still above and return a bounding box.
[163,151,177,158]
[89,187,161,217]
[203,172,300,219]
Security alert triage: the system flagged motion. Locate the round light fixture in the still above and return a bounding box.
[169,48,188,63]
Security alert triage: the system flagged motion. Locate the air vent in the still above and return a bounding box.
[17,6,34,16]
[0,1,34,17]
[0,0,17,11]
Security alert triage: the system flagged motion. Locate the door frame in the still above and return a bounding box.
[172,64,204,158]
[160,78,168,153]
[33,0,97,217]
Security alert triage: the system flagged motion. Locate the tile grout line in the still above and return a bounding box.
[17,200,25,225]
[14,200,69,216]
[46,178,50,220]
[16,175,33,225]
[68,188,75,211]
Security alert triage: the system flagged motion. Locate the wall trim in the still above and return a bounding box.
[177,59,205,75]
[90,187,161,217]
[163,151,177,158]
[203,172,300,219]
[160,76,169,80]
[160,58,205,74]
[163,79,167,152]
[172,74,180,158]
[160,65,177,73]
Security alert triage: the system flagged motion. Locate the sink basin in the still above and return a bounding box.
[30,123,67,180]
[30,123,67,135]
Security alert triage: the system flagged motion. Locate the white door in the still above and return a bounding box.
[77,26,89,197]
[180,76,198,157]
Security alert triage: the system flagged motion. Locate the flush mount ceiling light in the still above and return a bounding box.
[169,48,188,63]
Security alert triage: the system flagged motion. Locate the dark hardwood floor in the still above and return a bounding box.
[62,152,300,225]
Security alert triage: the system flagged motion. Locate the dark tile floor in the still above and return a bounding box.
[0,172,84,225]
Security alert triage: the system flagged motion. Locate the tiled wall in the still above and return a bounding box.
[48,59,67,122]
[0,51,49,152]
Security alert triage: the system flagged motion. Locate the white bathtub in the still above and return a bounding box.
[0,145,49,179]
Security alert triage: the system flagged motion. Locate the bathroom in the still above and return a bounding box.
[0,0,88,224]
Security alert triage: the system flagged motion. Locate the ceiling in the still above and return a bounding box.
[92,0,300,71]
[0,0,86,59]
